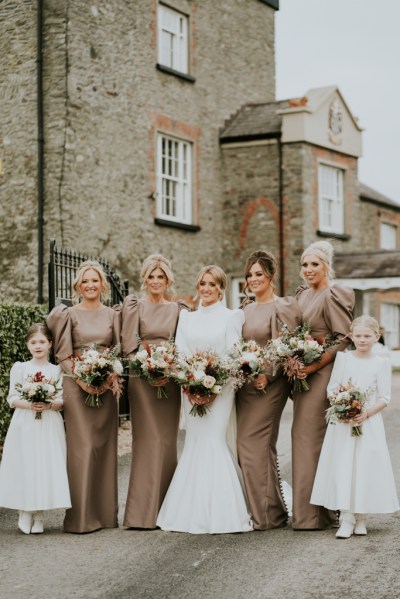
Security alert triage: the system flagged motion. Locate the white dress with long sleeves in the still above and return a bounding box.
[157,301,252,534]
[0,360,71,511]
[311,352,399,514]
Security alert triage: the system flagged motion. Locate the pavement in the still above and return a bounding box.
[0,375,400,599]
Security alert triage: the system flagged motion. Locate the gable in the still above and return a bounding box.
[278,87,362,157]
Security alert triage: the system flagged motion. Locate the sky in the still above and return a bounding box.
[275,0,400,203]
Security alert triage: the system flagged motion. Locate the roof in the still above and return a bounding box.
[335,250,400,279]
[220,100,289,141]
[359,182,400,210]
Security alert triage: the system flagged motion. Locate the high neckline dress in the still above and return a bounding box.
[291,284,354,529]
[0,360,71,512]
[311,352,399,514]
[121,296,188,529]
[236,297,301,530]
[47,304,121,533]
[156,301,252,534]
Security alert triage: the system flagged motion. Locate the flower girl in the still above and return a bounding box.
[310,315,399,538]
[0,324,71,534]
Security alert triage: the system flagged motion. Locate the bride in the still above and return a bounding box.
[157,265,253,534]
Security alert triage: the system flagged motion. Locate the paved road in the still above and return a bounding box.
[1,376,400,599]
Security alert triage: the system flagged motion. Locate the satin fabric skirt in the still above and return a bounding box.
[236,377,290,530]
[123,377,181,528]
[291,364,337,529]
[0,409,71,511]
[157,385,252,534]
[63,377,118,533]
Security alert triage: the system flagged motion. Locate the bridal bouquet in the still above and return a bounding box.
[69,344,124,407]
[228,339,266,390]
[172,350,231,417]
[265,322,338,392]
[326,379,367,437]
[15,372,62,420]
[129,339,176,398]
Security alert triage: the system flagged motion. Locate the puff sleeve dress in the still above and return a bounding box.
[121,296,188,529]
[0,361,71,511]
[291,284,354,529]
[236,297,301,530]
[47,304,121,533]
[311,352,399,514]
[156,301,252,534]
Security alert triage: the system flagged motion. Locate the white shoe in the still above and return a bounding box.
[336,520,354,538]
[18,511,33,534]
[354,520,367,535]
[31,512,44,534]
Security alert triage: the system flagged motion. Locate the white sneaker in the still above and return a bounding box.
[354,520,367,535]
[31,512,44,534]
[18,511,33,534]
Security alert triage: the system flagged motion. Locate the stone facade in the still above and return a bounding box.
[1,0,277,302]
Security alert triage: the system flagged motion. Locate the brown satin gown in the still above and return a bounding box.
[121,295,187,529]
[236,297,301,530]
[47,304,121,533]
[291,284,354,530]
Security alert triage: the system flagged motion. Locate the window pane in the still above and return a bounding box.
[380,223,397,250]
[158,4,188,73]
[156,134,192,223]
[318,164,344,234]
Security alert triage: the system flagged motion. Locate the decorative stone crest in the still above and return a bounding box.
[328,98,343,145]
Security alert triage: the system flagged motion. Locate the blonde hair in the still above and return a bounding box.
[243,250,277,302]
[195,265,227,301]
[72,260,110,303]
[140,254,176,296]
[300,240,335,282]
[350,315,380,336]
[26,323,52,343]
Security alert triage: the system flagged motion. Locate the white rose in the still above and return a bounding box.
[97,357,107,367]
[203,375,216,389]
[193,370,205,382]
[136,350,149,361]
[43,383,55,395]
[289,338,298,348]
[113,360,123,375]
[242,352,258,370]
[304,339,319,350]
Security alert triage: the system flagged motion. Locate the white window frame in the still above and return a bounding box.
[158,4,189,74]
[380,222,397,250]
[380,303,399,348]
[156,133,192,224]
[230,277,254,309]
[318,163,344,234]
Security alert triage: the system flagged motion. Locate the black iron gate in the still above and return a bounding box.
[48,239,130,418]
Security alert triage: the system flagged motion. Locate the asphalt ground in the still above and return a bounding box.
[0,376,399,599]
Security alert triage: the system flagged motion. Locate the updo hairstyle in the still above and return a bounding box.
[26,323,53,344]
[72,260,110,303]
[195,265,227,301]
[243,250,277,301]
[140,254,176,296]
[300,241,335,282]
[350,315,380,336]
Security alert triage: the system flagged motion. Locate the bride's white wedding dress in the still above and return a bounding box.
[157,301,253,534]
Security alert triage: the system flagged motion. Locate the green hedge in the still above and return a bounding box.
[0,303,48,443]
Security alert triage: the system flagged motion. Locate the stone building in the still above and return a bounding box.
[1,1,400,343]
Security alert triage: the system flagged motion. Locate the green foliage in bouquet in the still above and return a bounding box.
[0,303,48,443]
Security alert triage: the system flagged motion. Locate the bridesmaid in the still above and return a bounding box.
[291,241,354,530]
[121,254,187,529]
[236,250,301,530]
[47,260,121,533]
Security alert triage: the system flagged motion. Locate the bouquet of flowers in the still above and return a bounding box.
[15,372,62,420]
[326,379,367,437]
[69,344,124,407]
[265,322,338,392]
[129,339,176,398]
[172,350,231,417]
[228,339,266,390]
